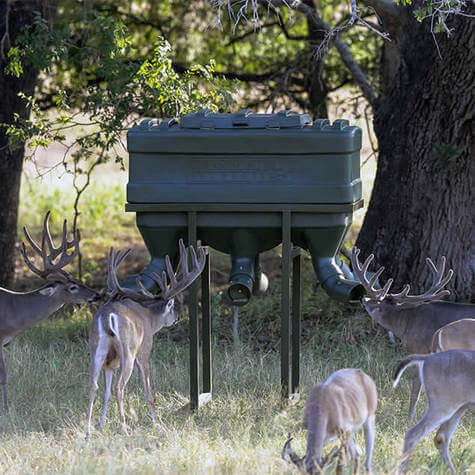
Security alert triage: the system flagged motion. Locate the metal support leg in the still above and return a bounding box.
[202,249,212,395]
[188,212,199,410]
[291,247,301,396]
[281,211,292,399]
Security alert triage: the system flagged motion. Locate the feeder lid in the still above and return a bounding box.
[179,109,312,129]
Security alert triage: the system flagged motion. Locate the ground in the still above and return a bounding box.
[0,159,472,473]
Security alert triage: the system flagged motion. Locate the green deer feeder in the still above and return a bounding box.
[124,109,364,408]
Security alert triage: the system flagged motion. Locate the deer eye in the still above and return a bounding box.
[68,284,79,293]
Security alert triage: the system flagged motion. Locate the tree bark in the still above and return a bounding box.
[357,8,474,300]
[0,1,56,287]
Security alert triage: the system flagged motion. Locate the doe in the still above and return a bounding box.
[393,350,475,474]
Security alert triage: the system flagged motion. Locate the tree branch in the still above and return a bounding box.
[263,0,378,105]
[226,21,280,45]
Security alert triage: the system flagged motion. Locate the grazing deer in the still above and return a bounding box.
[431,318,475,352]
[87,239,205,435]
[351,247,474,421]
[282,368,377,474]
[393,350,475,474]
[0,211,99,413]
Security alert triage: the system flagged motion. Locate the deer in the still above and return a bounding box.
[351,247,474,422]
[0,211,99,413]
[281,368,377,474]
[393,350,475,474]
[431,318,475,353]
[87,239,205,436]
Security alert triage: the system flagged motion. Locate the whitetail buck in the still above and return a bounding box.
[351,247,474,421]
[393,350,475,474]
[0,211,99,413]
[431,318,475,352]
[282,368,377,474]
[87,239,205,435]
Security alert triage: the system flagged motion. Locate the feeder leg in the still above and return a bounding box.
[291,248,301,395]
[281,211,292,399]
[202,249,212,395]
[188,212,200,410]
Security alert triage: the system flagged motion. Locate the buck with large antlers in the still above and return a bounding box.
[87,239,205,436]
[351,247,474,421]
[282,368,377,474]
[393,350,475,474]
[0,211,99,412]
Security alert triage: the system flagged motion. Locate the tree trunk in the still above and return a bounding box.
[357,8,474,300]
[304,5,328,118]
[0,1,56,287]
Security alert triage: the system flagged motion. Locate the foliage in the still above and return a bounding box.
[3,12,237,235]
[397,0,473,35]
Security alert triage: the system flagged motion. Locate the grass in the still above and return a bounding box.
[0,308,473,474]
[3,167,473,474]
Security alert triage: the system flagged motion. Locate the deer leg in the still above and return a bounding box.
[433,406,468,475]
[399,407,449,474]
[363,414,375,472]
[87,343,108,437]
[115,354,135,435]
[408,372,422,423]
[0,345,8,413]
[136,356,157,424]
[98,369,114,431]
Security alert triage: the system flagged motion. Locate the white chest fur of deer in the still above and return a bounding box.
[351,247,474,421]
[0,211,98,413]
[393,350,475,474]
[282,369,377,474]
[87,240,205,436]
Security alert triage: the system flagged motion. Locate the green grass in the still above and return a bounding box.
[4,170,473,474]
[0,306,473,474]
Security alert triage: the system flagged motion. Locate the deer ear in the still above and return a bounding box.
[39,284,57,296]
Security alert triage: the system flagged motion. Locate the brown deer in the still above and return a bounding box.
[351,247,474,421]
[393,350,475,474]
[281,368,377,474]
[431,318,475,352]
[0,211,99,412]
[87,239,205,435]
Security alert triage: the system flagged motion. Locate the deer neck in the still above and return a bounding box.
[363,300,409,339]
[0,286,67,337]
[305,403,326,468]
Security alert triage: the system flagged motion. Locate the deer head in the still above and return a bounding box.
[105,238,206,327]
[350,247,453,326]
[20,211,99,304]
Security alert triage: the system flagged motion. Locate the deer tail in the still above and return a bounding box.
[393,354,426,388]
[101,312,120,338]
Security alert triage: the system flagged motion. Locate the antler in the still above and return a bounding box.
[21,211,80,280]
[281,436,305,471]
[107,239,205,301]
[351,247,393,301]
[388,256,453,304]
[351,247,453,304]
[281,435,343,473]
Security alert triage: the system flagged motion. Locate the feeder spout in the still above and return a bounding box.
[227,255,268,306]
[311,256,365,302]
